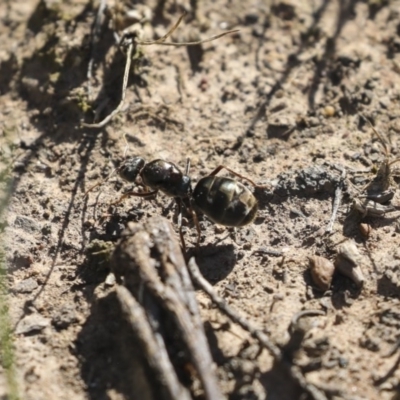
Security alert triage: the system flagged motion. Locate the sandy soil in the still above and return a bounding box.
[2,0,400,399]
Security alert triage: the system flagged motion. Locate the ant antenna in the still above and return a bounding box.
[185,158,191,175]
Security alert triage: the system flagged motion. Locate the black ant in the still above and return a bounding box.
[111,157,261,252]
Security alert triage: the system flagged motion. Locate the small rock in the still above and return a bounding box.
[335,241,365,288]
[13,250,33,269]
[309,256,335,291]
[323,105,335,118]
[105,272,116,286]
[359,223,372,239]
[14,278,38,293]
[16,314,50,335]
[14,216,40,234]
[244,12,259,24]
[52,304,78,329]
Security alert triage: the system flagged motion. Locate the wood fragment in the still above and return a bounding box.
[112,217,223,400]
[326,167,346,233]
[187,258,328,400]
[116,285,191,400]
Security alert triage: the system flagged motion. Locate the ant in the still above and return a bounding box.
[111,157,261,252]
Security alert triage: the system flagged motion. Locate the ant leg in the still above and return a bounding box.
[111,190,157,206]
[185,157,191,175]
[176,198,187,255]
[187,198,201,251]
[207,165,260,187]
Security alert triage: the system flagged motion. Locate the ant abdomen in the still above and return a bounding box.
[193,176,258,227]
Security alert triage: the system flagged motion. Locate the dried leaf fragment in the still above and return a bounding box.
[335,241,365,288]
[309,256,335,291]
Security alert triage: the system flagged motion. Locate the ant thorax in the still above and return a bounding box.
[141,160,191,198]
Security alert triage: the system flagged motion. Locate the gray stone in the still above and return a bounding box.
[14,216,40,233]
[16,314,50,335]
[14,278,38,293]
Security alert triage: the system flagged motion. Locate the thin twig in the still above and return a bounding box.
[188,258,281,358]
[87,0,108,101]
[116,285,192,400]
[113,218,224,400]
[188,257,328,400]
[82,42,134,128]
[326,167,346,233]
[82,11,238,129]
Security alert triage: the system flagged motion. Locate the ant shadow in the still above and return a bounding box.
[191,243,236,283]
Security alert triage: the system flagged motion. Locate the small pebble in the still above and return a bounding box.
[16,314,50,335]
[323,106,335,118]
[309,255,335,291]
[14,278,38,293]
[14,216,40,234]
[105,272,116,286]
[335,241,365,288]
[52,304,78,329]
[359,223,372,239]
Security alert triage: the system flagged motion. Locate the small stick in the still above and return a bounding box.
[82,42,134,128]
[187,258,281,358]
[116,285,192,400]
[82,12,238,129]
[113,218,224,400]
[252,247,283,257]
[326,167,346,233]
[87,0,108,101]
[187,258,328,400]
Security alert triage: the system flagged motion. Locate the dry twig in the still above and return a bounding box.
[112,217,223,400]
[116,285,191,400]
[187,258,328,400]
[326,166,346,233]
[82,12,238,129]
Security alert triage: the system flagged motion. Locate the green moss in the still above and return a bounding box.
[0,178,19,399]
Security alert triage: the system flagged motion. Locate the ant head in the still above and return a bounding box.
[119,156,145,182]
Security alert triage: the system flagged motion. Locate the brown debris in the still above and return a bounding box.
[308,256,335,291]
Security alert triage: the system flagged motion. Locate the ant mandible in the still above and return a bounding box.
[111,157,261,252]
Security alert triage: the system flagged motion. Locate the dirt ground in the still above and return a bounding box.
[2,0,400,399]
